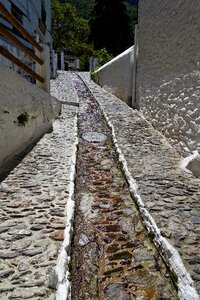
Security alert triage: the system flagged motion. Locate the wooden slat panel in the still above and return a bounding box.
[36,27,45,44]
[0,3,43,52]
[0,46,45,83]
[0,24,43,65]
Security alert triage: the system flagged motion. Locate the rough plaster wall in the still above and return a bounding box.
[137,0,200,155]
[95,46,134,105]
[0,65,60,166]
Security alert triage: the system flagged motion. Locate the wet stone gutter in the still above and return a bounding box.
[78,72,200,300]
[70,73,177,299]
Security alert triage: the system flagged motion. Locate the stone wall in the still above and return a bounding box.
[0,65,61,167]
[136,0,200,155]
[94,46,134,105]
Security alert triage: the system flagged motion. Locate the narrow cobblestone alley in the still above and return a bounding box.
[0,72,199,300]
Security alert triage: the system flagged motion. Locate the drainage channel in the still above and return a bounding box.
[70,73,177,300]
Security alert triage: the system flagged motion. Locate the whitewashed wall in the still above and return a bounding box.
[136,0,200,155]
[0,65,60,167]
[94,46,134,105]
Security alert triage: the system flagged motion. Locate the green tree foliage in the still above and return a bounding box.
[90,0,133,56]
[125,1,137,32]
[52,0,96,69]
[52,0,90,53]
[52,0,135,70]
[64,0,95,19]
[97,48,113,67]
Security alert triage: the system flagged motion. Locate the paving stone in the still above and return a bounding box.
[194,266,200,274]
[191,217,200,224]
[134,252,155,262]
[0,269,15,278]
[11,239,32,251]
[106,283,130,300]
[0,252,17,259]
[11,270,31,281]
[17,262,29,272]
[22,248,43,257]
[0,241,11,249]
[78,233,90,246]
[30,224,45,231]
[48,268,58,289]
[8,229,32,236]
[0,226,9,233]
[8,288,46,299]
[0,286,14,293]
[49,230,64,241]
[47,223,65,229]
[20,281,44,288]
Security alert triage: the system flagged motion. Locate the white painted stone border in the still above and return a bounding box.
[55,113,78,300]
[86,84,200,300]
[180,150,199,174]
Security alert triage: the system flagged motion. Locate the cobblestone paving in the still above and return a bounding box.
[71,74,177,299]
[79,72,200,297]
[1,71,199,299]
[0,72,78,299]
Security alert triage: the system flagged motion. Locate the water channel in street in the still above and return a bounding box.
[70,74,177,300]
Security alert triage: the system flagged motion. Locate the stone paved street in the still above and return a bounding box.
[0,71,199,299]
[0,72,78,299]
[79,72,200,299]
[71,74,177,300]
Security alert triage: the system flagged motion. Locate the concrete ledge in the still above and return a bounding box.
[0,65,60,167]
[93,46,134,105]
[51,96,62,120]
